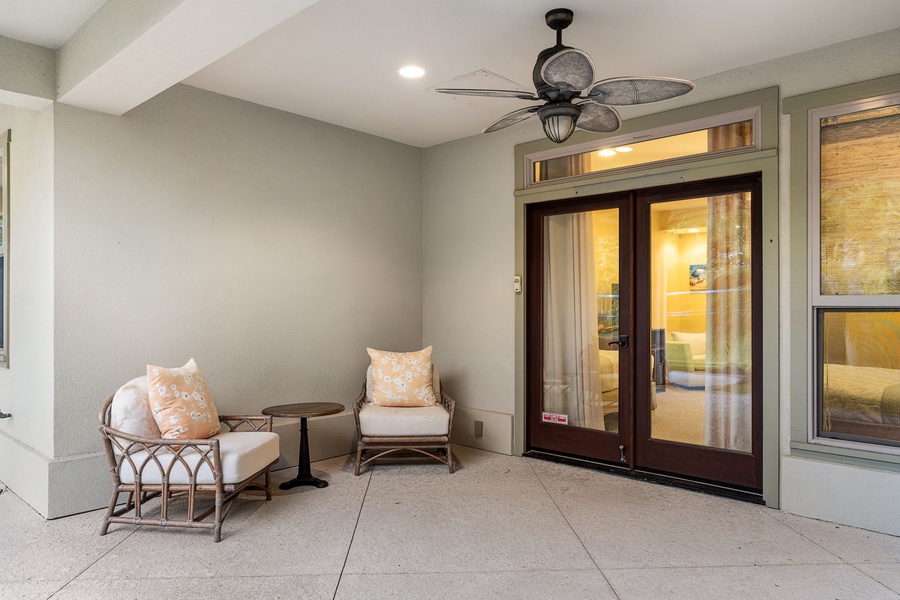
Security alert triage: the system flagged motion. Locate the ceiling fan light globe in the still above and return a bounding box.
[538,102,581,143]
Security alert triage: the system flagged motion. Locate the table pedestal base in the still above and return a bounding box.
[279,476,328,490]
[279,415,329,490]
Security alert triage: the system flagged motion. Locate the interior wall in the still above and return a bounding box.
[422,27,900,533]
[48,84,424,516]
[665,231,707,334]
[0,103,55,514]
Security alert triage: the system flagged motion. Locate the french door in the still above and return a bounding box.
[526,174,763,491]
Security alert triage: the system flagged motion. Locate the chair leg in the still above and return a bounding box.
[447,444,454,474]
[354,446,363,476]
[265,469,272,501]
[99,490,121,536]
[213,490,223,543]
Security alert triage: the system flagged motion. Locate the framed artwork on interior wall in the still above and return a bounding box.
[689,264,706,291]
[0,129,9,367]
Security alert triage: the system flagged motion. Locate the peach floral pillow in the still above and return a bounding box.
[366,346,437,407]
[147,359,220,440]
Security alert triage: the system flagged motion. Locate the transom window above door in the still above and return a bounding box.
[526,107,759,187]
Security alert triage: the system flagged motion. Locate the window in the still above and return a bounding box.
[526,108,759,186]
[0,129,8,368]
[810,93,900,450]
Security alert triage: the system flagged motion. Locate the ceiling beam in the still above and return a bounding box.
[56,0,319,115]
[0,35,55,110]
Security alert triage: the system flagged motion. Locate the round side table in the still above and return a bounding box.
[262,402,344,489]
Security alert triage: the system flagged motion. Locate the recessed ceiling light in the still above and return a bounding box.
[614,146,633,152]
[398,65,426,78]
[598,149,617,157]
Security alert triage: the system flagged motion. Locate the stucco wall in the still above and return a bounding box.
[48,84,424,516]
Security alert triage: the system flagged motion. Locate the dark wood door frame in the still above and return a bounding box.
[634,173,764,491]
[526,191,634,467]
[526,174,764,492]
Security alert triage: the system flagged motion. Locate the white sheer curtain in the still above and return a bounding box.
[542,213,604,430]
[703,191,753,451]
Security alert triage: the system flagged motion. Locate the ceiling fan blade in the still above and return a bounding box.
[436,88,539,101]
[575,102,622,133]
[540,49,595,92]
[483,106,540,133]
[587,77,695,105]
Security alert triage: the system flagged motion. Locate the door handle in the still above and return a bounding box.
[607,335,629,349]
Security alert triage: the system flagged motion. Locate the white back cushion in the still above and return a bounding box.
[110,375,162,439]
[671,331,706,357]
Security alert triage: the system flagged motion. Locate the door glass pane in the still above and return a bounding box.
[542,208,619,432]
[649,195,753,452]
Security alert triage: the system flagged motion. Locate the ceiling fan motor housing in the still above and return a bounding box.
[533,45,571,100]
[534,8,577,100]
[545,8,574,30]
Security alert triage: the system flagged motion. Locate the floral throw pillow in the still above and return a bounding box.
[147,359,221,440]
[366,346,437,407]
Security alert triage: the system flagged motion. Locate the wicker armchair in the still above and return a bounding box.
[98,378,279,542]
[353,365,456,475]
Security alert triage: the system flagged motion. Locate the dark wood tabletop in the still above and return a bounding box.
[262,402,344,419]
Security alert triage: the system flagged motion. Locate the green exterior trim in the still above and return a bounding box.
[791,441,900,470]
[513,87,780,508]
[516,87,778,192]
[782,74,900,114]
[784,75,900,461]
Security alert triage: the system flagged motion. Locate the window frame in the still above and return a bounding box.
[808,92,900,308]
[785,75,900,464]
[0,129,8,368]
[808,93,900,454]
[524,106,761,188]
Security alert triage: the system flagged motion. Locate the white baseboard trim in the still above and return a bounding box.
[451,406,514,455]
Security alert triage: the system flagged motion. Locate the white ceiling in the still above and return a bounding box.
[0,0,106,48]
[3,0,900,147]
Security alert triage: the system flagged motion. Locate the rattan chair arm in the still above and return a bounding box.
[354,383,367,408]
[99,424,221,449]
[440,391,456,439]
[218,414,274,432]
[438,391,456,412]
[353,381,366,436]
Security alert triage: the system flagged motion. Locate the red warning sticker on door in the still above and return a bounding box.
[542,412,568,424]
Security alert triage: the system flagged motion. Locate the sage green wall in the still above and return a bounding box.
[45,84,424,516]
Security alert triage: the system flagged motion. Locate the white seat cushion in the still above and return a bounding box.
[118,431,279,485]
[359,404,450,437]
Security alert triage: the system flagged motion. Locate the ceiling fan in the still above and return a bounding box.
[437,8,695,144]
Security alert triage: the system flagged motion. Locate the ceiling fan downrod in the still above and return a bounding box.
[545,7,574,45]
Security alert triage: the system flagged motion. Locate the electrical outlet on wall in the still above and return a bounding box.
[474,420,484,438]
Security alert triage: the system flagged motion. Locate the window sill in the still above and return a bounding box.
[790,440,900,470]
